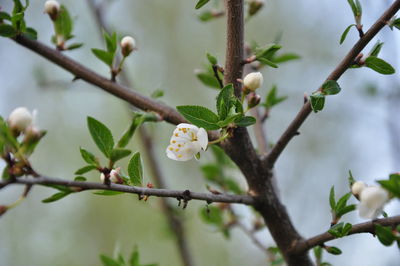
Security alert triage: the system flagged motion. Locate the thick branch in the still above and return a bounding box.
[264,0,400,167]
[0,176,255,205]
[293,215,400,254]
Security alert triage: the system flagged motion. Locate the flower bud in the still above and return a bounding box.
[100,168,122,184]
[247,92,261,108]
[120,36,136,57]
[243,72,263,93]
[248,0,264,16]
[44,0,60,20]
[8,107,33,134]
[351,181,366,198]
[358,186,389,219]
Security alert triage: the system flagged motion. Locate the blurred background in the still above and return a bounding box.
[0,0,399,265]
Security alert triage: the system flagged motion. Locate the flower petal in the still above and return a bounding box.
[197,128,208,150]
[177,123,199,131]
[166,142,196,161]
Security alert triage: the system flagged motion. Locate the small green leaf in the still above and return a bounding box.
[110,148,132,163]
[342,223,352,236]
[216,84,234,120]
[335,193,351,212]
[200,205,223,225]
[310,92,325,113]
[79,147,98,165]
[198,11,214,22]
[263,85,288,108]
[0,12,12,21]
[313,246,322,261]
[75,165,97,175]
[369,41,384,57]
[235,116,256,127]
[325,246,342,255]
[93,190,124,196]
[54,5,73,39]
[67,43,84,50]
[377,173,400,198]
[128,152,143,186]
[389,18,400,30]
[0,24,17,37]
[91,48,114,67]
[272,53,301,63]
[336,204,356,217]
[177,105,220,130]
[195,0,210,9]
[365,56,395,75]
[42,191,71,203]
[87,117,114,158]
[196,72,221,89]
[340,24,355,44]
[104,31,117,54]
[129,247,140,266]
[117,113,157,148]
[100,255,120,266]
[257,57,278,68]
[255,44,282,60]
[74,176,87,181]
[23,27,37,40]
[321,80,341,95]
[151,89,164,98]
[206,52,218,65]
[375,224,395,246]
[329,186,336,210]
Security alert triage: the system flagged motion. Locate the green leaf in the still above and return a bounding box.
[255,44,282,60]
[340,24,355,44]
[321,80,341,95]
[151,89,164,98]
[375,224,395,246]
[42,191,71,203]
[93,190,124,196]
[313,246,322,261]
[348,170,356,187]
[87,117,114,158]
[79,147,98,165]
[176,105,220,130]
[198,11,214,22]
[129,247,140,266]
[110,148,132,163]
[377,173,400,198]
[23,27,37,40]
[216,84,234,120]
[66,43,84,50]
[200,205,223,225]
[116,113,157,148]
[342,223,352,236]
[74,176,87,181]
[217,113,242,128]
[263,85,288,108]
[0,12,12,21]
[335,193,351,212]
[224,179,242,194]
[54,5,73,39]
[0,24,17,37]
[347,0,361,17]
[0,117,19,149]
[272,53,301,63]
[389,18,400,30]
[234,116,256,127]
[195,0,210,9]
[104,31,117,54]
[365,56,395,75]
[196,72,221,89]
[74,165,97,175]
[11,12,25,32]
[329,186,336,210]
[310,92,325,113]
[100,255,120,266]
[369,41,384,57]
[257,57,278,68]
[91,48,114,67]
[206,52,218,65]
[128,152,143,186]
[336,204,356,217]
[325,246,342,255]
[201,164,221,183]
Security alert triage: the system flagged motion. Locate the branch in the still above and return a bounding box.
[293,215,400,254]
[264,0,400,167]
[0,176,255,205]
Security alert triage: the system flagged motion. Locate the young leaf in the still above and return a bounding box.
[325,246,342,255]
[369,41,384,57]
[74,176,87,181]
[263,85,288,108]
[0,24,17,37]
[23,27,37,40]
[100,255,120,266]
[206,52,218,65]
[67,43,84,50]
[54,5,73,39]
[74,165,97,175]
[151,89,164,99]
[365,56,395,75]
[329,186,336,210]
[196,72,221,89]
[42,191,71,203]
[91,48,114,67]
[340,24,355,44]
[216,84,234,120]
[257,57,278,68]
[335,193,351,212]
[129,247,140,266]
[377,173,400,198]
[117,113,152,148]
[93,190,124,196]
[87,117,114,158]
[128,152,143,186]
[104,31,117,54]
[375,224,395,246]
[321,80,341,95]
[0,12,12,21]
[176,105,220,130]
[79,147,98,165]
[195,0,210,9]
[200,205,223,225]
[234,116,256,127]
[272,53,301,63]
[310,92,325,113]
[255,44,282,60]
[110,148,132,163]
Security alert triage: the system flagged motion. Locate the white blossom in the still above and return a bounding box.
[351,181,366,197]
[121,36,136,57]
[44,0,60,18]
[358,186,389,219]
[8,107,35,133]
[166,123,208,161]
[100,168,120,183]
[243,72,263,92]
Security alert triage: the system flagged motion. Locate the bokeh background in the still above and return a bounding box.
[0,0,399,265]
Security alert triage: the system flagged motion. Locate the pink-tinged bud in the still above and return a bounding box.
[243,72,263,92]
[44,0,60,20]
[120,36,136,57]
[100,168,122,184]
[248,92,261,108]
[8,107,33,134]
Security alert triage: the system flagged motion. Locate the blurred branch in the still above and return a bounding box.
[293,215,400,254]
[264,0,400,168]
[0,176,255,205]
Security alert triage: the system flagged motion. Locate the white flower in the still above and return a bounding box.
[166,123,208,161]
[243,72,263,92]
[8,107,35,133]
[44,0,60,19]
[121,36,136,57]
[358,186,389,219]
[100,168,121,183]
[351,181,366,197]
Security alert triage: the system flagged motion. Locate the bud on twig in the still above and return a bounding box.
[8,107,34,135]
[120,36,136,57]
[247,92,261,108]
[243,72,263,94]
[44,0,61,21]
[351,181,366,199]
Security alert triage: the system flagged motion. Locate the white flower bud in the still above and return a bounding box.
[8,107,33,133]
[351,181,366,197]
[100,168,121,183]
[44,0,60,20]
[243,72,263,92]
[358,186,389,219]
[120,36,136,57]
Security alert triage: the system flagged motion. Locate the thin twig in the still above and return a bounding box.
[264,0,400,168]
[0,176,255,205]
